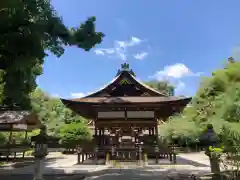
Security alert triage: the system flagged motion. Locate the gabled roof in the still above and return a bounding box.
[60,63,192,119]
[83,63,167,98]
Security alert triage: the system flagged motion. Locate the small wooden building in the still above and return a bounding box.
[61,63,191,160]
[0,110,42,158]
[0,110,41,132]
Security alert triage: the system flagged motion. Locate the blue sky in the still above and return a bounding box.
[37,0,240,98]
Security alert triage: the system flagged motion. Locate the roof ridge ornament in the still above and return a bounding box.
[116,63,136,77]
[228,57,235,63]
[121,63,129,70]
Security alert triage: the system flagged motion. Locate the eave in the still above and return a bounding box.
[61,96,192,119]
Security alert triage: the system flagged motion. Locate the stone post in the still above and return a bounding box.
[155,145,159,164]
[95,146,99,164]
[138,142,143,165]
[76,145,82,164]
[31,126,48,180]
[200,124,220,177]
[111,145,115,159]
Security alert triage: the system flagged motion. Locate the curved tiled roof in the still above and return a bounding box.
[84,75,120,98]
[64,96,191,104]
[77,69,167,98]
[60,64,192,119]
[129,74,167,96]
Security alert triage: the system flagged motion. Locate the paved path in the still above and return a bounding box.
[177,151,210,166]
[84,167,209,180]
[0,154,109,175]
[0,151,212,179]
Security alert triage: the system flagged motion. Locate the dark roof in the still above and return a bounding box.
[84,64,168,98]
[60,64,192,119]
[63,96,192,104]
[0,111,41,125]
[61,96,192,119]
[0,111,42,131]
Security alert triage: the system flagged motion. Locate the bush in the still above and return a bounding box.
[59,122,92,147]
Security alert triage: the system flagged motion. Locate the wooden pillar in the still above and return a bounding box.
[95,127,97,136]
[22,131,28,158]
[102,128,106,146]
[101,128,104,146]
[99,128,102,146]
[154,125,158,137]
[7,126,13,160]
[155,120,159,145]
[95,127,99,146]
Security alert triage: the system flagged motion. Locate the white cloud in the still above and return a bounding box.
[70,92,86,98]
[150,63,203,94]
[232,46,240,60]
[94,36,144,61]
[94,48,115,56]
[133,52,148,60]
[116,36,142,48]
[51,94,59,98]
[94,49,105,55]
[152,63,202,80]
[175,81,185,93]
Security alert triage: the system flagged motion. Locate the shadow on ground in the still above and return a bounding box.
[74,157,105,165]
[83,168,210,180]
[148,156,209,167]
[0,174,85,180]
[0,168,209,180]
[0,153,211,180]
[0,156,65,168]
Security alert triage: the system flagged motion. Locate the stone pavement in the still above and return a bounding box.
[177,151,210,166]
[0,154,110,175]
[0,151,212,179]
[84,167,209,180]
[0,174,86,180]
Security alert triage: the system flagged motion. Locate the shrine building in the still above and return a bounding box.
[61,63,191,161]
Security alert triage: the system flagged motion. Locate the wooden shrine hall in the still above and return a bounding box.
[61,63,191,162]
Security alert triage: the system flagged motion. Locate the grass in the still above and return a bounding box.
[24,150,33,156]
[198,171,240,180]
[0,161,7,167]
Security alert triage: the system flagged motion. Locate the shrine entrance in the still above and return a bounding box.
[113,127,137,161]
[61,63,191,164]
[94,118,159,163]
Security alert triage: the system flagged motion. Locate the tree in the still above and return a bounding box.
[0,0,104,109]
[145,80,175,96]
[59,123,92,147]
[30,88,88,136]
[159,58,240,149]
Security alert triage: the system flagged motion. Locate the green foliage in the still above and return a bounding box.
[0,0,104,109]
[0,88,92,145]
[0,132,6,144]
[30,88,88,136]
[160,115,202,145]
[159,59,240,149]
[145,80,175,96]
[59,123,92,146]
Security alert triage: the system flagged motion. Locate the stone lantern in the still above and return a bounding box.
[199,124,219,148]
[136,132,144,165]
[199,124,220,175]
[31,125,49,180]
